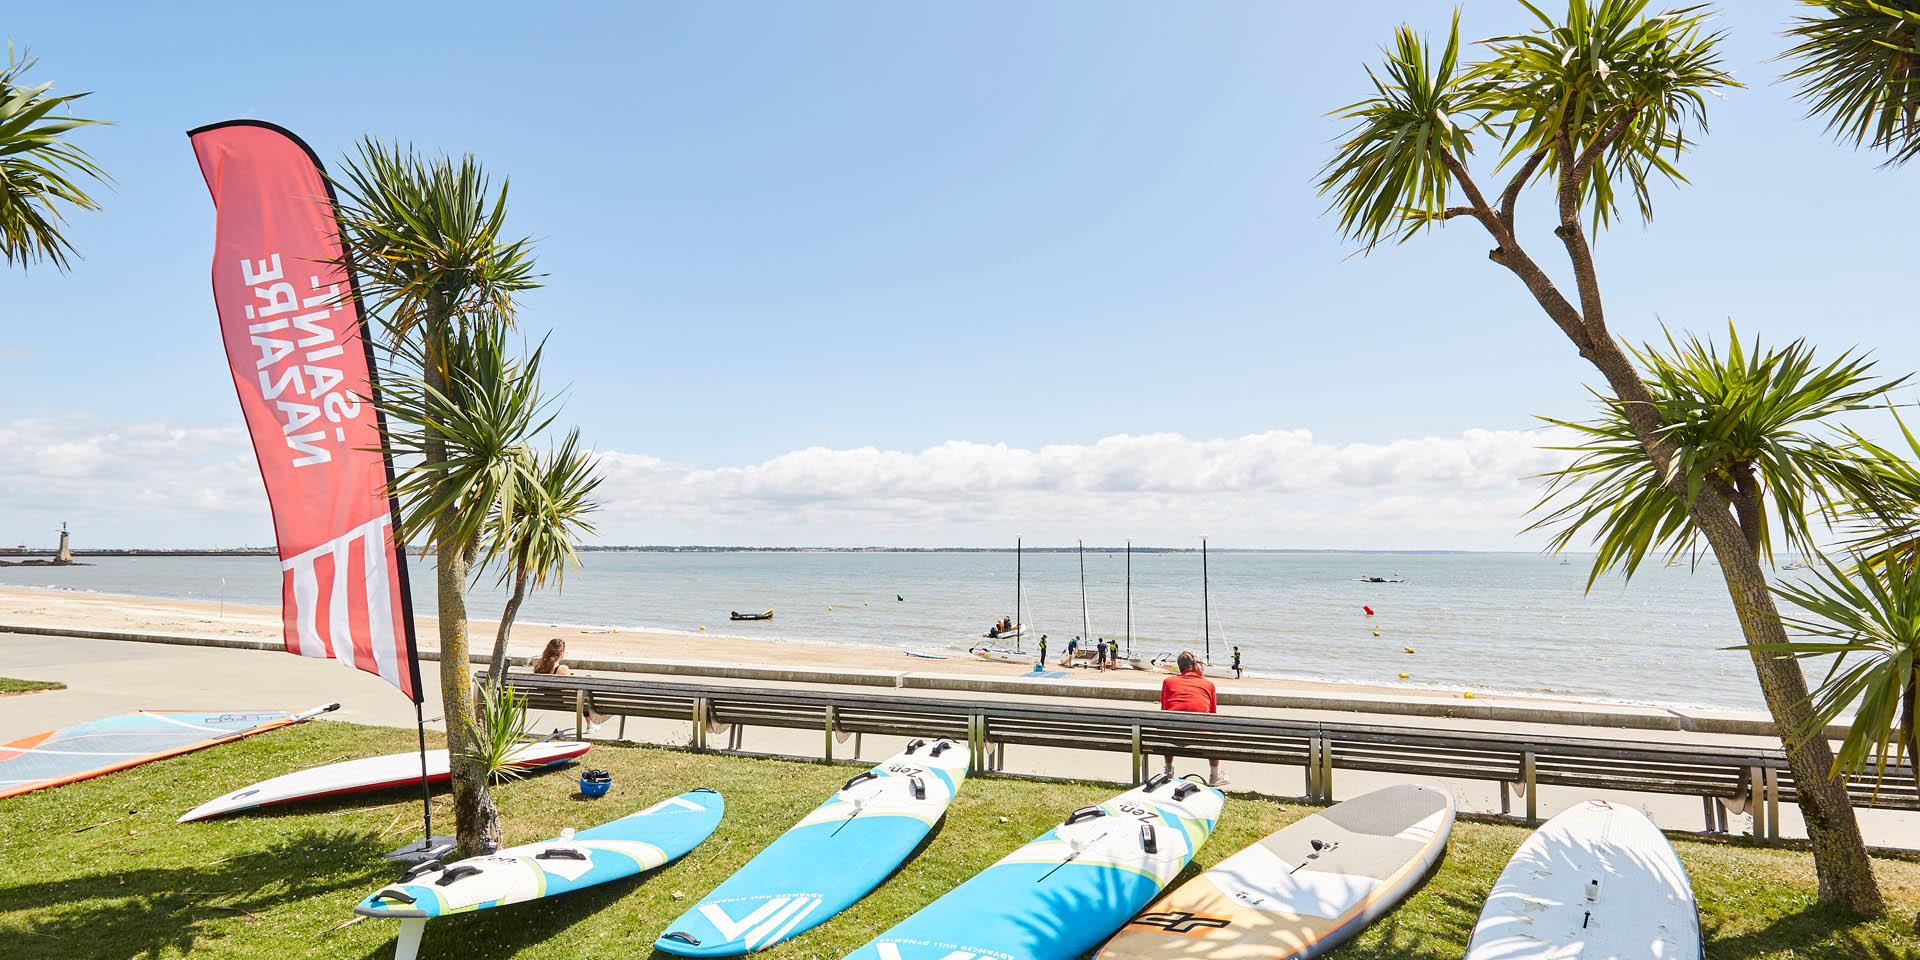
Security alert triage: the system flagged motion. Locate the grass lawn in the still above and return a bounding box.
[0,721,1915,959]
[0,676,65,696]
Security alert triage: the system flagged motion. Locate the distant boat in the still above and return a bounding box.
[729,609,773,621]
[1352,576,1405,583]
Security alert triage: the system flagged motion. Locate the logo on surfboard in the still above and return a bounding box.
[1131,911,1232,935]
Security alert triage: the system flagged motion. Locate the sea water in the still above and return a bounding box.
[1,550,1770,711]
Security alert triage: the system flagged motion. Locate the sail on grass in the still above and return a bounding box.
[1529,325,1902,589]
[1759,552,1920,795]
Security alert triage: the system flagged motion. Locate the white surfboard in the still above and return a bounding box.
[179,740,591,822]
[1465,799,1701,960]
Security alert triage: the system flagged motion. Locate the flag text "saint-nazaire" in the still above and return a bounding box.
[238,253,364,467]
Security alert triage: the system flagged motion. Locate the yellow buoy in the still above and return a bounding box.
[827,605,834,611]
[1462,691,1476,699]
[1398,672,1410,679]
[698,625,706,631]
[1403,646,1416,654]
[1371,630,1381,638]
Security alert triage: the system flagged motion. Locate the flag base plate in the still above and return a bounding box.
[383,835,456,864]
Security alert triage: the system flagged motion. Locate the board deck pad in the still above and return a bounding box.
[1098,783,1454,960]
[1465,799,1701,960]
[656,737,969,956]
[179,740,591,822]
[843,774,1224,960]
[355,788,723,920]
[0,706,330,800]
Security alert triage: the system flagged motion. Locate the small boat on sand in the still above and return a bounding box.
[729,609,773,621]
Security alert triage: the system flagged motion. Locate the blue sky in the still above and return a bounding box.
[1,2,1915,548]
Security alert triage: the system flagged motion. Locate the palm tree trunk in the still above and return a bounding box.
[1692,509,1883,914]
[488,570,530,684]
[1572,326,1884,915]
[423,339,501,858]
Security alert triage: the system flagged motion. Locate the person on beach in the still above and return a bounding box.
[1037,635,1048,667]
[533,638,609,729]
[1232,645,1243,679]
[1066,636,1079,665]
[1096,638,1108,668]
[1160,650,1226,786]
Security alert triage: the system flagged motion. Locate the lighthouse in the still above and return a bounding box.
[55,523,72,565]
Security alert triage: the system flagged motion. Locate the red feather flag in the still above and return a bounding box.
[189,121,422,703]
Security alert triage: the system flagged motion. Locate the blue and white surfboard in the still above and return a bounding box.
[355,788,723,920]
[657,737,969,956]
[843,775,1224,960]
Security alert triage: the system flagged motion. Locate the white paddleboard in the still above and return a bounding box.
[179,740,591,822]
[1466,799,1701,960]
[1098,783,1454,960]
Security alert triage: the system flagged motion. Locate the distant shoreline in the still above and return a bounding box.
[0,544,1535,557]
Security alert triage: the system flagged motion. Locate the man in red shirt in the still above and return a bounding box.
[1159,650,1226,786]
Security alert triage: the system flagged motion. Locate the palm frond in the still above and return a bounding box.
[0,43,111,271]
[1756,551,1919,787]
[462,684,538,783]
[1317,11,1487,248]
[1532,324,1902,586]
[330,139,542,342]
[1476,0,1739,228]
[1781,0,1920,165]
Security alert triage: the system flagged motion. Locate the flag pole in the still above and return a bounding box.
[1125,538,1132,660]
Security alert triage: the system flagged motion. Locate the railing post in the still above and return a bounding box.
[1522,751,1538,824]
[1745,765,1764,839]
[692,696,709,751]
[1304,737,1322,802]
[1320,737,1334,802]
[966,715,982,775]
[1130,724,1143,784]
[824,705,837,763]
[1764,767,1780,845]
[574,690,586,740]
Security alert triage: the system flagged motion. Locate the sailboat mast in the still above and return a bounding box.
[1125,538,1132,659]
[1201,535,1211,664]
[1015,535,1023,654]
[1078,538,1090,645]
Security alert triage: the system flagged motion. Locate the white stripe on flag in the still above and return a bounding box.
[290,556,327,657]
[360,516,401,688]
[328,537,356,671]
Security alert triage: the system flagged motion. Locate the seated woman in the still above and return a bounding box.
[531,638,609,729]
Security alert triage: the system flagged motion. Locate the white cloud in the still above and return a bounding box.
[0,416,1575,549]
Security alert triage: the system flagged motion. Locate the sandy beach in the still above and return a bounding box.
[0,584,1582,709]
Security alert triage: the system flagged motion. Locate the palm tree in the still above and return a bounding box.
[1318,2,1885,912]
[333,141,541,856]
[486,429,602,682]
[1781,1,1920,165]
[0,44,109,270]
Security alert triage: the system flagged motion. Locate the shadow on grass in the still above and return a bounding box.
[345,870,661,960]
[0,827,391,960]
[1703,902,1908,960]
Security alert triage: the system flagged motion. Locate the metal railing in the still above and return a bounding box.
[482,670,1919,844]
